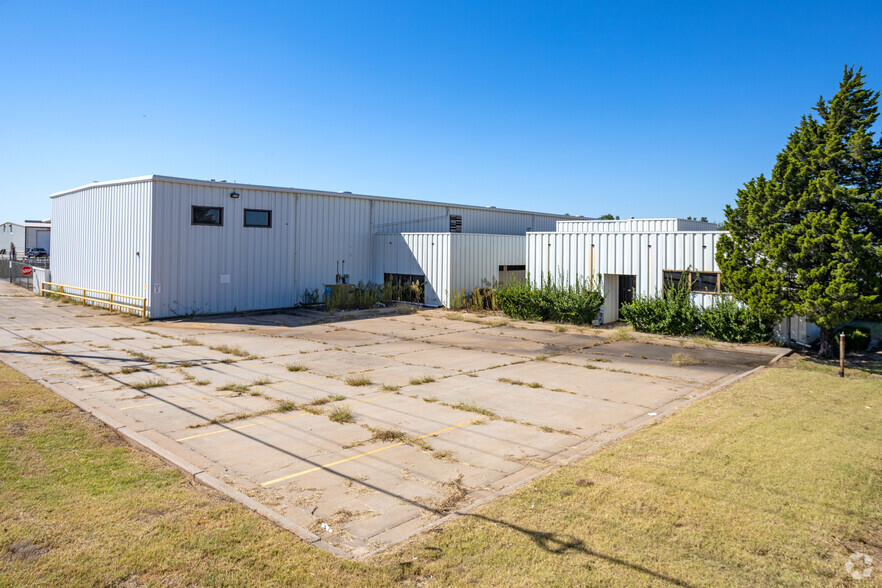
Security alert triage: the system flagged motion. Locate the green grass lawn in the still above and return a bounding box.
[1,356,879,586]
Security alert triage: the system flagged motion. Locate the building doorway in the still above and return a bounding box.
[618,274,636,309]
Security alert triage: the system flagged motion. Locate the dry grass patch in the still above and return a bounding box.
[328,407,354,423]
[131,378,167,390]
[381,384,400,392]
[450,401,496,417]
[216,383,250,394]
[345,375,372,387]
[409,376,435,385]
[209,344,256,359]
[286,364,308,372]
[671,352,701,366]
[368,428,431,451]
[608,327,636,341]
[309,395,345,406]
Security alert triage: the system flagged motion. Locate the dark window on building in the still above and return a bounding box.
[192,206,223,226]
[244,209,272,228]
[693,272,719,293]
[383,273,425,304]
[449,215,462,233]
[498,265,526,272]
[663,270,724,294]
[663,270,687,291]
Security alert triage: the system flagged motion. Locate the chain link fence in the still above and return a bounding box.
[2,257,50,290]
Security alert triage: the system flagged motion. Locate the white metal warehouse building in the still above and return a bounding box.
[50,175,571,318]
[528,218,727,323]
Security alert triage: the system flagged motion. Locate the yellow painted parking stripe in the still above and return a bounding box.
[261,417,484,487]
[176,394,394,443]
[76,383,104,390]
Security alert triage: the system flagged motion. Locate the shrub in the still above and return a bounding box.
[621,285,773,343]
[834,325,871,352]
[700,296,774,343]
[497,276,603,325]
[620,284,700,336]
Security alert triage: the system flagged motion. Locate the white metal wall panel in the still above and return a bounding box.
[374,233,450,306]
[50,181,153,309]
[556,218,719,233]
[449,234,525,305]
[149,180,297,317]
[1,223,26,254]
[527,231,726,322]
[51,175,574,318]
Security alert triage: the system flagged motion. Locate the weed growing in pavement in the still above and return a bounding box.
[345,375,372,387]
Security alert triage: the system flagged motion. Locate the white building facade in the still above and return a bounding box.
[50,175,571,318]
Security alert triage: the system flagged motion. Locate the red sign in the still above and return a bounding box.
[20,266,33,276]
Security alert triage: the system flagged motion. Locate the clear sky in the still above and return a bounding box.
[1,1,880,224]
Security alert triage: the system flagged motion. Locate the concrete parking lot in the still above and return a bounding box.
[0,282,782,557]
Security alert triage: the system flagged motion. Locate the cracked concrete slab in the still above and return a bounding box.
[0,281,781,558]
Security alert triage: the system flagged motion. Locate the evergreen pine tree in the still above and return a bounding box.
[717,66,882,357]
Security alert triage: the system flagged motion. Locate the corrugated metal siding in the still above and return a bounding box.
[1,223,26,254]
[50,181,153,311]
[527,231,726,321]
[449,234,525,305]
[373,233,450,306]
[51,175,572,318]
[556,218,719,233]
[150,180,296,317]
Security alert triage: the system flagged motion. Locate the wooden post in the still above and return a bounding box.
[838,332,846,378]
[110,293,114,312]
[142,297,146,319]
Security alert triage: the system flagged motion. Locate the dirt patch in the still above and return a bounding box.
[7,422,26,437]
[6,539,49,562]
[437,474,469,513]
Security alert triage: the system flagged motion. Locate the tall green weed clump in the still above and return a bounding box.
[497,276,603,325]
[619,283,701,336]
[620,280,772,343]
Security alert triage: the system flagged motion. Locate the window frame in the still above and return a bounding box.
[191,205,224,227]
[662,270,725,294]
[243,208,272,228]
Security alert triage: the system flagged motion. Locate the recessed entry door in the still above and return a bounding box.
[618,275,636,308]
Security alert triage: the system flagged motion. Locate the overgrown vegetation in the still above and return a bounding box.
[835,325,872,352]
[620,279,774,342]
[496,276,604,325]
[306,280,426,312]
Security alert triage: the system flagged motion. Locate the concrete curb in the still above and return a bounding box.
[358,361,771,560]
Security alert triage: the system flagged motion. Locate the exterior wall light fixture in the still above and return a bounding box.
[230,192,240,199]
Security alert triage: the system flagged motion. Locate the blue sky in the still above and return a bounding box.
[1,1,880,224]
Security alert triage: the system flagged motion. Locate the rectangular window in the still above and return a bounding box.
[693,272,719,293]
[663,270,724,294]
[662,270,687,291]
[192,206,223,226]
[449,215,462,233]
[244,209,272,228]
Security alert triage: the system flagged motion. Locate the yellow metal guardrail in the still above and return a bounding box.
[41,282,147,318]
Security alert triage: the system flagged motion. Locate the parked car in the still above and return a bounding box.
[26,248,49,258]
